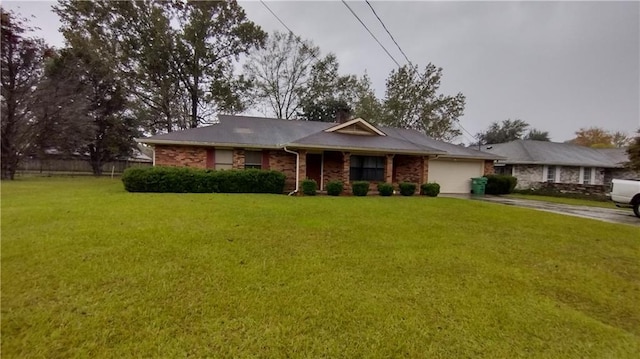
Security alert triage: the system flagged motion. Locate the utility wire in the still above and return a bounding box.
[364,0,412,66]
[259,0,320,60]
[340,0,401,67]
[260,0,295,35]
[456,121,479,146]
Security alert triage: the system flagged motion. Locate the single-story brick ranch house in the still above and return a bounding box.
[137,115,502,194]
[480,140,638,195]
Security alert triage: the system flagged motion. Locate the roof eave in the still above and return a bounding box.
[439,154,505,160]
[135,138,282,150]
[494,160,622,168]
[286,143,445,156]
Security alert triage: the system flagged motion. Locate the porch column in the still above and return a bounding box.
[298,149,307,192]
[385,154,394,183]
[420,156,429,184]
[342,152,351,191]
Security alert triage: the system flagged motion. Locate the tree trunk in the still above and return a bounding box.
[1,124,18,180]
[88,146,103,176]
[190,85,198,128]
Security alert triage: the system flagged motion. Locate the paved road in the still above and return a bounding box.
[474,196,640,226]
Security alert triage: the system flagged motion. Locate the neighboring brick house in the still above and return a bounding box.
[480,140,638,196]
[138,115,501,194]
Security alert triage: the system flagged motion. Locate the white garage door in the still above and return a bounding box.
[428,159,484,193]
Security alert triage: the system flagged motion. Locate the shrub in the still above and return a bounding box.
[421,182,440,197]
[398,182,417,196]
[485,175,518,195]
[301,179,317,196]
[351,181,370,196]
[122,166,286,194]
[377,182,394,196]
[325,181,344,196]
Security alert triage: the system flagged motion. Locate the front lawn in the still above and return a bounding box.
[2,178,639,358]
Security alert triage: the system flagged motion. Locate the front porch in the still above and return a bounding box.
[297,150,430,192]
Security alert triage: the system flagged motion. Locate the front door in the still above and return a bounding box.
[306,153,322,189]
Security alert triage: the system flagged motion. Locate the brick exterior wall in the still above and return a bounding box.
[298,150,307,190]
[385,154,394,183]
[268,150,297,192]
[342,152,351,192]
[154,145,207,168]
[483,160,494,175]
[232,149,245,169]
[323,151,343,187]
[394,155,422,183]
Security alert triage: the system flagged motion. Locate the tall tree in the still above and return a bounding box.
[380,64,465,141]
[523,128,551,141]
[54,0,266,132]
[1,9,47,179]
[475,119,529,144]
[171,0,266,128]
[626,130,640,171]
[113,0,187,134]
[298,54,377,122]
[352,74,383,123]
[49,49,138,175]
[244,31,319,119]
[30,49,93,158]
[54,1,141,175]
[570,127,615,148]
[611,131,631,148]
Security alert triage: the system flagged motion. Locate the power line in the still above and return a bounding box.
[456,121,478,146]
[340,0,401,67]
[364,0,412,66]
[259,0,320,60]
[259,0,295,35]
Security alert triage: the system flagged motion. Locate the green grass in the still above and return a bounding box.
[2,178,639,358]
[507,193,616,208]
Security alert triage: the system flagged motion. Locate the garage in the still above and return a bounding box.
[428,158,484,193]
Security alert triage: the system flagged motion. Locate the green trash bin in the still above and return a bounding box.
[471,177,488,196]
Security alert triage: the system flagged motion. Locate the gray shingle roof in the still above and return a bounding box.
[480,140,623,168]
[597,148,630,166]
[138,115,501,159]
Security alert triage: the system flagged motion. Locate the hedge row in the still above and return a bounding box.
[122,166,286,193]
[485,175,517,195]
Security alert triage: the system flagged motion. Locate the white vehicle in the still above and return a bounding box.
[610,179,640,218]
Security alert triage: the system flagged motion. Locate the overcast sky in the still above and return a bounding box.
[3,0,639,143]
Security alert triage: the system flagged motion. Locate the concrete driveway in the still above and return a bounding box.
[446,195,640,226]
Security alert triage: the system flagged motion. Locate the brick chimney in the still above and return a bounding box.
[335,107,352,124]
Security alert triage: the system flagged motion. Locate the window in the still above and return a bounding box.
[350,156,384,181]
[495,165,512,176]
[215,149,233,170]
[244,150,262,169]
[582,167,592,184]
[546,166,556,182]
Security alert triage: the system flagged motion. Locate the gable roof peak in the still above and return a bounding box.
[324,117,386,136]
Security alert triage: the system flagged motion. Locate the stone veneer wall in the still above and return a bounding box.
[594,168,606,185]
[154,145,207,168]
[536,182,608,199]
[605,168,640,184]
[560,166,580,184]
[513,165,543,189]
